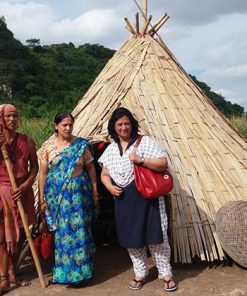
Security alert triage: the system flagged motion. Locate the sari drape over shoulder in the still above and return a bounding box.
[44,137,95,284]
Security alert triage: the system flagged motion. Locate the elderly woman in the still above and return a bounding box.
[0,104,38,293]
[38,112,99,285]
[98,107,177,291]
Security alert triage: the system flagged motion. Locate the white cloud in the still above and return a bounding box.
[46,9,122,45]
[161,12,247,110]
[1,1,54,41]
[204,64,247,79]
[1,1,124,46]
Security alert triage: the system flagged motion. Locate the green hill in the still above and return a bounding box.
[0,16,115,117]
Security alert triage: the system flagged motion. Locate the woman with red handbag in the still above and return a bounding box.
[98,107,177,292]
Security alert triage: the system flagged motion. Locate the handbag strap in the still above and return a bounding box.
[133,135,143,150]
[40,213,49,235]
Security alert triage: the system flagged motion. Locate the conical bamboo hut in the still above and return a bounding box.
[47,2,247,264]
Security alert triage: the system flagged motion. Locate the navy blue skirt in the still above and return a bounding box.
[114,181,163,248]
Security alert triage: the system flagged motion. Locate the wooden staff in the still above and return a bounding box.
[0,119,46,288]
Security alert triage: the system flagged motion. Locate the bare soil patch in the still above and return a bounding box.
[6,241,247,296]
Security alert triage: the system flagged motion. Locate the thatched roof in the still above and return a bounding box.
[71,7,247,263]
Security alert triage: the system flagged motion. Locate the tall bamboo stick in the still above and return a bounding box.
[135,13,140,34]
[148,14,168,35]
[141,15,152,35]
[150,15,170,36]
[124,17,136,35]
[0,121,46,288]
[142,0,147,31]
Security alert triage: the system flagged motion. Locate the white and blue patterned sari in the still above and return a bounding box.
[45,137,95,284]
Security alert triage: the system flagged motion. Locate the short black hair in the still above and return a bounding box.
[54,112,74,133]
[108,107,139,141]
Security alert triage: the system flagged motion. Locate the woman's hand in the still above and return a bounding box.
[129,152,142,164]
[39,200,48,213]
[12,183,27,202]
[101,167,123,197]
[92,193,100,205]
[130,153,168,173]
[108,184,123,197]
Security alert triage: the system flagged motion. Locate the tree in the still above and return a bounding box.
[26,38,40,48]
[190,75,245,117]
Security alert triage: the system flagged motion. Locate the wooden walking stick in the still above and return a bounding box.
[0,117,46,288]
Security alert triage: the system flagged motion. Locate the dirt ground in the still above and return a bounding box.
[5,240,247,296]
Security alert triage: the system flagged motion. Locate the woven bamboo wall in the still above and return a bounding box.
[71,35,247,263]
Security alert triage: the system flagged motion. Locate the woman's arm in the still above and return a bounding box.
[85,160,99,205]
[129,153,168,173]
[101,167,123,197]
[25,137,39,187]
[38,160,48,211]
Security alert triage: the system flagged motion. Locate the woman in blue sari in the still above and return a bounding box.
[38,112,99,285]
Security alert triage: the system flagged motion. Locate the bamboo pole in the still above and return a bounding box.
[141,15,152,35]
[0,122,46,288]
[148,14,167,35]
[124,17,136,35]
[150,15,170,36]
[142,0,147,30]
[135,13,140,34]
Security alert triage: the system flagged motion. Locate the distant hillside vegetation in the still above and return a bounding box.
[0,16,245,119]
[0,16,115,117]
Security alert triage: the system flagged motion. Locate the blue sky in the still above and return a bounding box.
[1,0,247,111]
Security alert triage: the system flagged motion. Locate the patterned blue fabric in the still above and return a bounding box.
[45,137,95,284]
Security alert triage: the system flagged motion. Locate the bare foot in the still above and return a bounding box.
[8,273,31,287]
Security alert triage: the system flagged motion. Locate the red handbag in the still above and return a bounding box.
[33,216,53,260]
[133,136,173,198]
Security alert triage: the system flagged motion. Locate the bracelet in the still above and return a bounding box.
[140,156,145,166]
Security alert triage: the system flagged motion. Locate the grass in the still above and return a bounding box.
[230,116,247,141]
[18,115,247,149]
[19,116,54,149]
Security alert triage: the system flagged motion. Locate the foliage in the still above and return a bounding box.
[190,75,245,117]
[19,115,54,148]
[26,38,40,47]
[230,116,247,141]
[0,18,115,118]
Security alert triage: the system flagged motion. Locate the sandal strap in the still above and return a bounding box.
[163,277,177,291]
[163,277,174,284]
[0,275,9,283]
[133,278,144,284]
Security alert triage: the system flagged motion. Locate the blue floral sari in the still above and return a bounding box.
[45,137,95,284]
